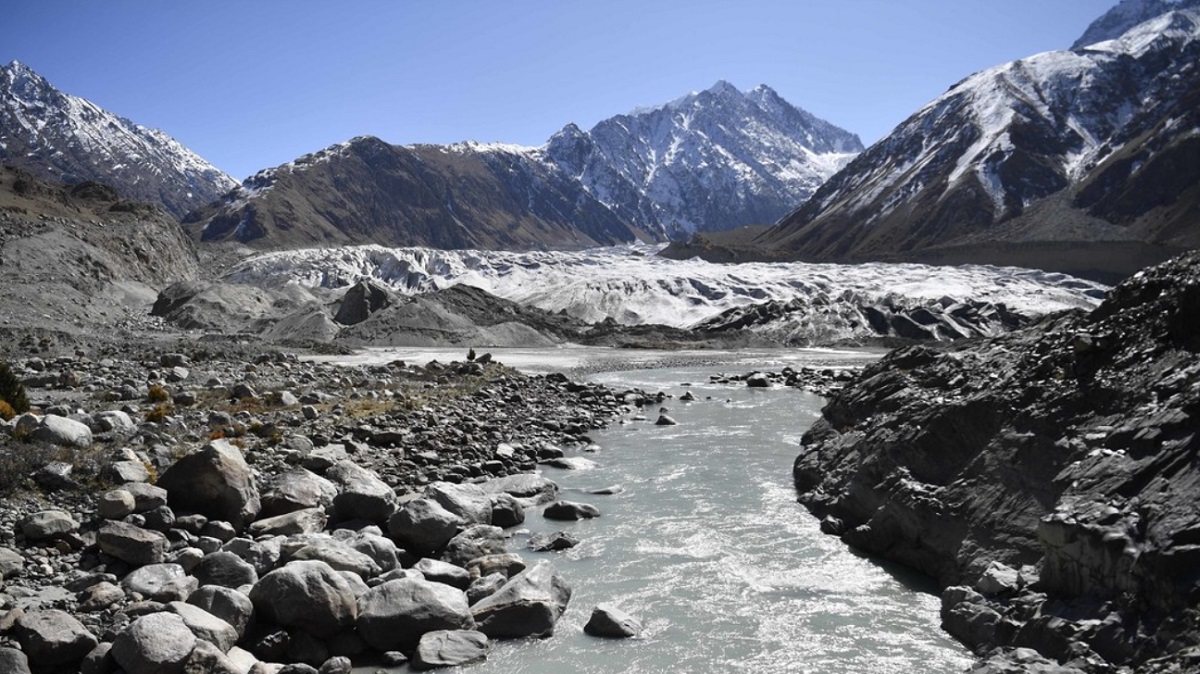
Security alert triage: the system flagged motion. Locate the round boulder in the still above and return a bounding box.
[355,577,474,653]
[249,560,358,638]
[111,611,197,674]
[156,439,261,531]
[411,630,489,670]
[13,609,98,667]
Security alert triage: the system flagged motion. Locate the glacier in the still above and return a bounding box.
[227,244,1108,329]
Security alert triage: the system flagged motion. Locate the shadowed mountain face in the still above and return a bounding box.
[739,8,1200,283]
[0,61,237,220]
[183,136,646,250]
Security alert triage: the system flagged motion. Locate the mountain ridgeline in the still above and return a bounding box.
[183,83,862,251]
[0,61,236,219]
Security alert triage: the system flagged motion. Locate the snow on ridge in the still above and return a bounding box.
[227,244,1108,328]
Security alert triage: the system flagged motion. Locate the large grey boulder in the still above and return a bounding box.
[31,414,93,447]
[414,558,472,590]
[388,498,463,555]
[411,630,489,670]
[122,563,197,602]
[112,611,197,674]
[96,409,137,435]
[0,647,30,674]
[470,560,571,639]
[341,531,401,574]
[188,585,255,639]
[13,609,98,667]
[249,560,357,638]
[260,468,337,518]
[166,601,239,653]
[20,509,79,541]
[442,525,507,568]
[0,547,24,578]
[356,577,474,653]
[584,603,642,638]
[157,439,260,531]
[327,460,397,523]
[99,521,169,566]
[426,482,492,525]
[192,550,258,588]
[290,538,381,579]
[488,493,525,528]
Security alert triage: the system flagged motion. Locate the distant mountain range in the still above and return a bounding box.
[186,82,861,250]
[668,2,1200,282]
[0,61,236,219]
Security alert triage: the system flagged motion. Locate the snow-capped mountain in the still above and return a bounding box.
[754,7,1200,282]
[0,61,236,219]
[545,81,862,237]
[1073,0,1200,48]
[184,135,644,250]
[226,244,1106,333]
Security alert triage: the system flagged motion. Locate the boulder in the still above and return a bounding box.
[470,560,571,639]
[166,601,239,653]
[0,647,31,674]
[583,603,642,638]
[123,482,169,512]
[426,482,492,525]
[188,585,255,639]
[746,372,771,388]
[31,414,93,447]
[414,558,472,589]
[528,531,579,552]
[13,609,98,667]
[290,538,381,579]
[20,509,78,541]
[411,630,489,670]
[489,492,525,528]
[465,553,526,580]
[98,489,138,519]
[249,560,358,638]
[388,498,463,555]
[122,563,197,602]
[543,500,600,520]
[442,525,507,567]
[96,409,137,435]
[99,522,169,566]
[654,415,678,426]
[248,507,328,537]
[157,439,261,531]
[192,551,258,588]
[355,577,474,653]
[112,611,198,674]
[181,639,242,674]
[0,546,25,578]
[466,573,508,605]
[327,460,396,523]
[261,469,337,518]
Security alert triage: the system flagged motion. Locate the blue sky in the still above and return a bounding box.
[3,1,1112,180]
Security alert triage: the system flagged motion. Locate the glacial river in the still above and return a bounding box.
[327,347,973,673]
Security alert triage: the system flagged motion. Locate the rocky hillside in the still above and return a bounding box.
[793,250,1200,672]
[741,8,1200,283]
[0,166,200,346]
[544,81,861,237]
[184,136,645,251]
[0,61,237,219]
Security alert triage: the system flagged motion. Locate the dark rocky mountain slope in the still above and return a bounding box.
[0,61,237,219]
[794,250,1200,672]
[184,136,645,251]
[672,8,1200,283]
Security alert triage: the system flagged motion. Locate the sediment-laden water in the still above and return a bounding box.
[341,348,971,673]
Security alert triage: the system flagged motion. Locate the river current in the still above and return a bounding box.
[327,347,973,673]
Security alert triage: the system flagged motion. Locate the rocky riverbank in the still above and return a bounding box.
[793,251,1200,673]
[0,346,664,673]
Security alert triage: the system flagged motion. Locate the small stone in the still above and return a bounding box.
[583,603,642,638]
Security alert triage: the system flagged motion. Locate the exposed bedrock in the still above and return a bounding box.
[794,251,1200,672]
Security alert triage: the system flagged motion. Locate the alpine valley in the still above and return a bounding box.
[0,1,1197,674]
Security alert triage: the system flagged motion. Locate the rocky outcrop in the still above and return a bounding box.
[794,251,1200,671]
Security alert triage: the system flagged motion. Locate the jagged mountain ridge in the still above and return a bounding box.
[1072,0,1200,48]
[0,61,237,219]
[747,8,1200,283]
[184,136,645,250]
[544,81,862,237]
[187,82,861,251]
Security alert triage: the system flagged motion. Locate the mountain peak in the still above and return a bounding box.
[1073,0,1200,49]
[705,79,741,96]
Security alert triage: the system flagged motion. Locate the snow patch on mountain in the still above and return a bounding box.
[1073,0,1200,49]
[227,245,1107,329]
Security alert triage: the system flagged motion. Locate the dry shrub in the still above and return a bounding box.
[0,400,14,421]
[147,383,170,403]
[145,403,174,423]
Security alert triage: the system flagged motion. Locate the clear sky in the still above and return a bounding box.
[3,1,1113,180]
